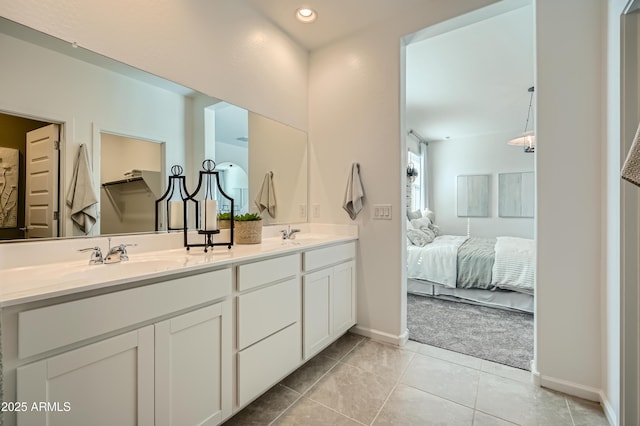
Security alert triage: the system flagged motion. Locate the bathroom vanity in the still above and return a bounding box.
[0,228,357,426]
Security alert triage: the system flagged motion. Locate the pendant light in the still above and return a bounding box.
[507,86,535,153]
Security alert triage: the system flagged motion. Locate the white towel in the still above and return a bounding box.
[255,171,276,218]
[622,122,640,187]
[66,144,98,234]
[343,162,364,220]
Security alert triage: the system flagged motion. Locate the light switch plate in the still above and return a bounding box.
[373,204,392,220]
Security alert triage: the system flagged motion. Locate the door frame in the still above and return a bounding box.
[621,3,640,424]
[0,105,69,238]
[93,123,167,235]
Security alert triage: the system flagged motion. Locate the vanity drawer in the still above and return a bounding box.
[237,254,300,292]
[18,268,232,359]
[237,277,299,350]
[303,242,356,272]
[237,322,301,407]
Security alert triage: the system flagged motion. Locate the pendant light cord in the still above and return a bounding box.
[523,86,534,135]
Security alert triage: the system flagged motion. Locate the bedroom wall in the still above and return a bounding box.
[427,131,534,238]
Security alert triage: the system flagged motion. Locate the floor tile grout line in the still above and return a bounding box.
[268,336,366,425]
[400,381,477,411]
[416,340,532,379]
[473,408,521,425]
[369,350,417,425]
[565,396,577,426]
[303,395,369,426]
[266,385,305,426]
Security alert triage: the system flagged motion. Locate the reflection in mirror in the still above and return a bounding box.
[216,162,249,215]
[0,17,308,241]
[100,134,164,234]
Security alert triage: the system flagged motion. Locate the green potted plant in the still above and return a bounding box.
[217,212,232,230]
[233,212,262,244]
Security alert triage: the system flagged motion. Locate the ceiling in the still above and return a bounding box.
[243,0,426,51]
[242,1,534,145]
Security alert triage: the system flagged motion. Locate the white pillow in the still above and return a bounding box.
[407,209,422,220]
[407,228,434,246]
[411,217,432,233]
[422,208,435,223]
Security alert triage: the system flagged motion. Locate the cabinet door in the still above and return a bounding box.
[155,301,232,426]
[17,326,154,426]
[333,261,356,336]
[303,268,333,359]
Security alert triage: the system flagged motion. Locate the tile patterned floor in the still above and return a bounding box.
[223,334,609,426]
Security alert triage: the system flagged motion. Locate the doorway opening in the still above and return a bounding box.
[402,1,536,371]
[0,111,61,240]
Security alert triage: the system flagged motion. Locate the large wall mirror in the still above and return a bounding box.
[0,17,308,241]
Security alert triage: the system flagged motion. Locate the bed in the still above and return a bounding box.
[406,223,535,313]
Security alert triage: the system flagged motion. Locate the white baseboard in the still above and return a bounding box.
[599,390,618,426]
[350,325,408,346]
[538,374,601,402]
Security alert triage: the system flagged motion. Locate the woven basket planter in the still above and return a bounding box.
[218,219,231,230]
[235,220,262,244]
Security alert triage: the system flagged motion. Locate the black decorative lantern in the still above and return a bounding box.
[185,160,234,252]
[155,166,195,248]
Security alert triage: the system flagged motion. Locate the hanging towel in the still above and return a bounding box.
[343,162,364,220]
[255,171,276,218]
[66,144,98,234]
[622,122,640,187]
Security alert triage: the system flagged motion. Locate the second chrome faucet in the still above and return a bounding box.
[280,225,301,240]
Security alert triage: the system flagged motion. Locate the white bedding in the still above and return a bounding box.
[406,235,468,287]
[491,237,535,294]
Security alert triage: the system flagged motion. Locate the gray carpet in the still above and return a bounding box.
[407,293,533,370]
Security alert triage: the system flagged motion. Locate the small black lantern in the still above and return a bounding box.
[185,160,234,252]
[155,166,196,248]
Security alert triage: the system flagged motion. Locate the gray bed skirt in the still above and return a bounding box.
[407,279,534,313]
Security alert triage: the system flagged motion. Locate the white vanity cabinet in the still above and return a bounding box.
[4,234,359,425]
[235,254,302,407]
[13,268,233,426]
[17,326,156,426]
[236,253,302,407]
[302,242,356,359]
[154,302,231,426]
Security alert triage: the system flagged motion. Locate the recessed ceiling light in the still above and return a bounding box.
[296,7,317,23]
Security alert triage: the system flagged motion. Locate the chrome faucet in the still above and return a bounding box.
[105,242,137,264]
[280,225,301,240]
[78,246,104,265]
[79,238,136,265]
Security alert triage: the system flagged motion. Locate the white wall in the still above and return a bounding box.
[309,0,498,343]
[0,32,188,237]
[535,0,603,401]
[0,1,308,132]
[428,132,534,238]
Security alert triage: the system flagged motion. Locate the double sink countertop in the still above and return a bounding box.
[0,226,357,307]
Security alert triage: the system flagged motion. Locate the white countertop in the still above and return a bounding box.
[0,232,357,307]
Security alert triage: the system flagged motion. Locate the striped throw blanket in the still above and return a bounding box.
[491,237,535,294]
